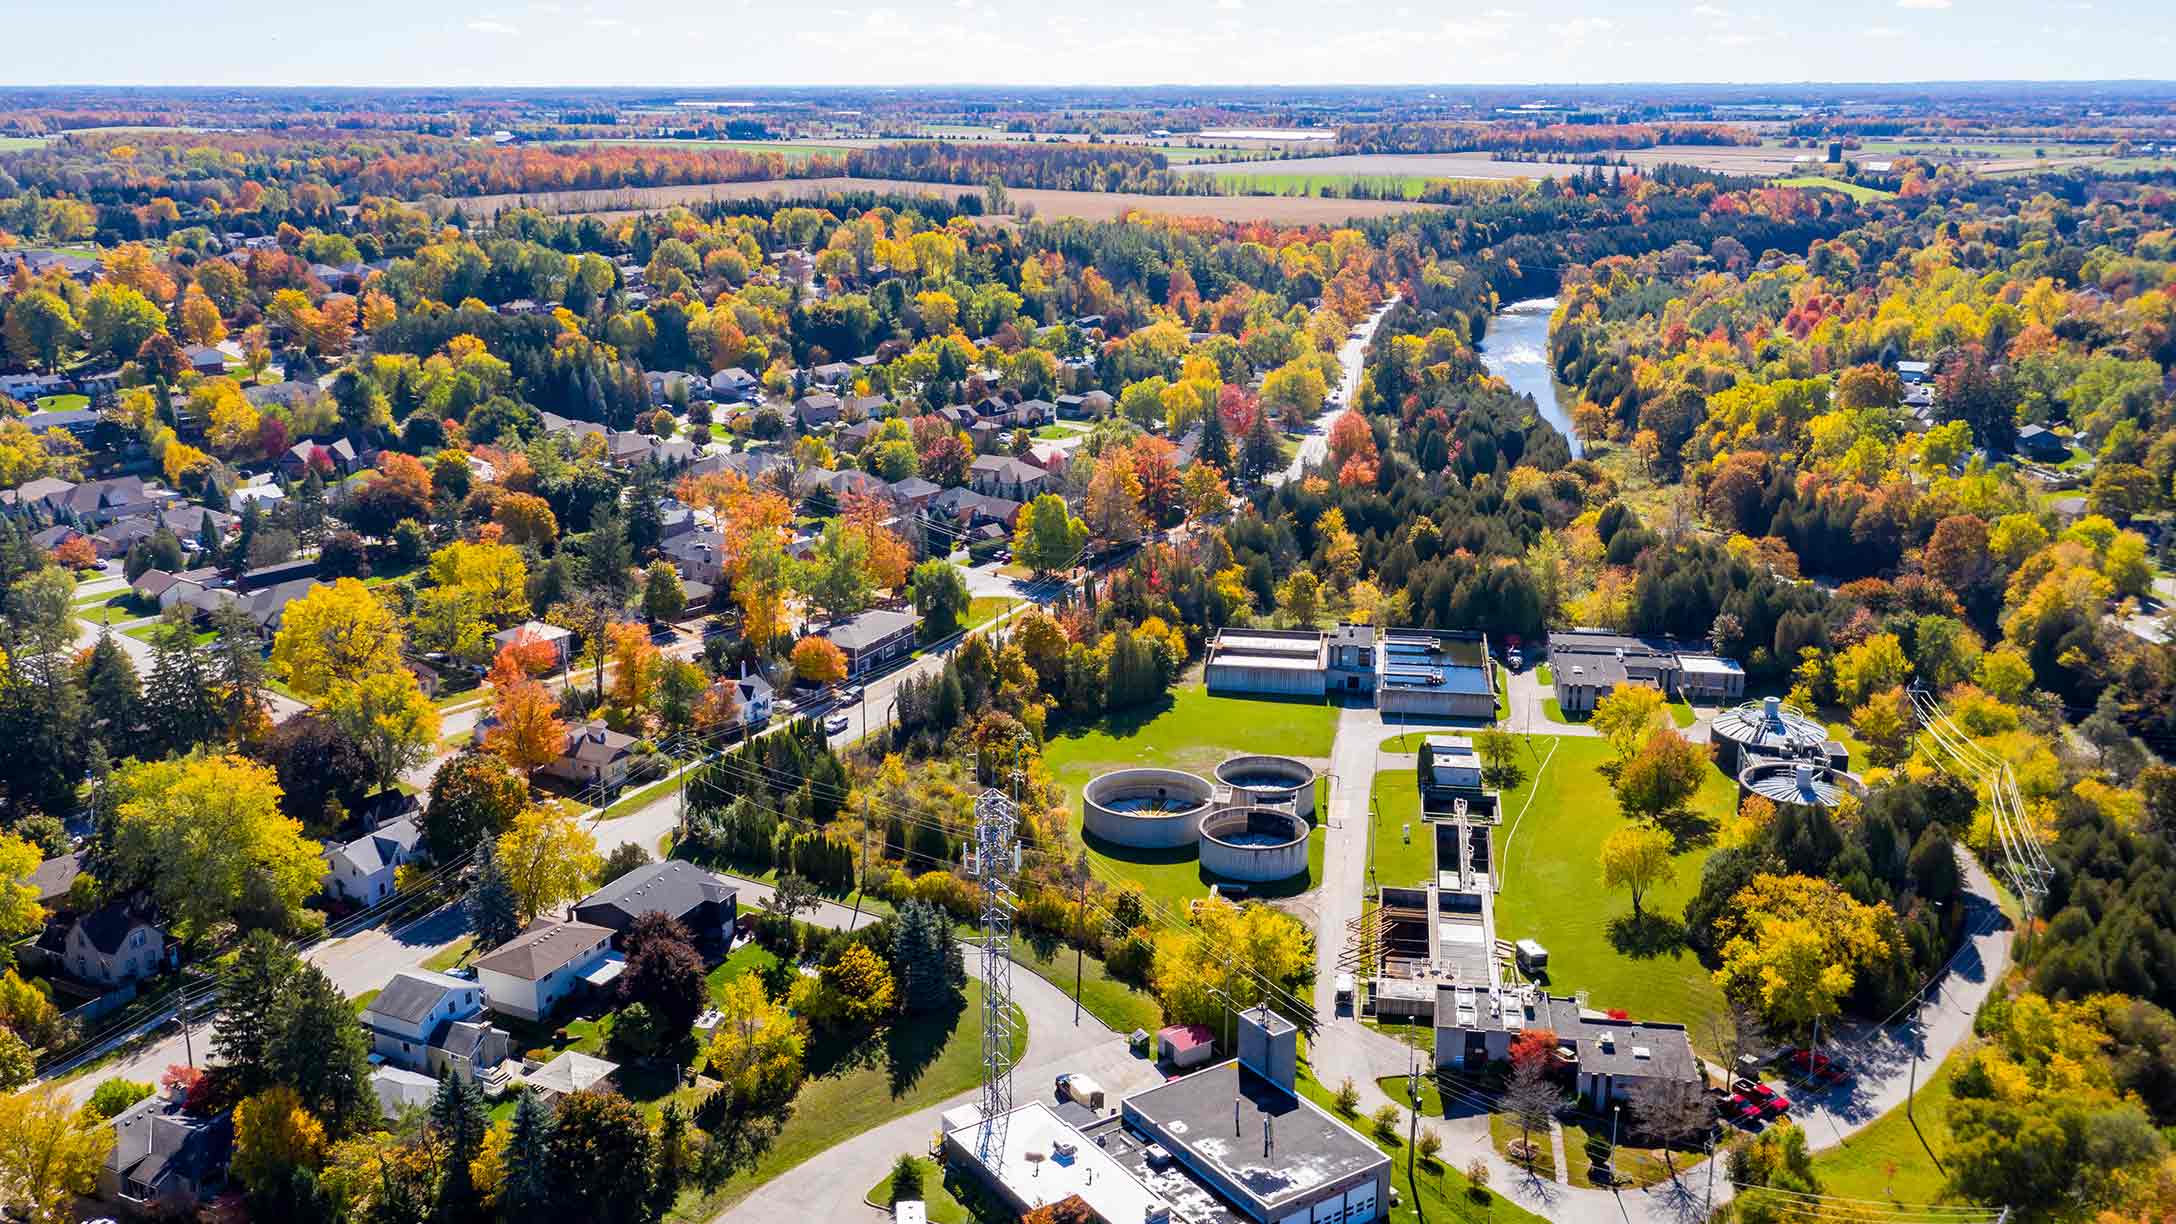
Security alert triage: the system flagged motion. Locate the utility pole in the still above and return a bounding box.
[1072,866,1086,1025]
[1406,1039,1421,1180]
[179,995,194,1068]
[849,793,871,927]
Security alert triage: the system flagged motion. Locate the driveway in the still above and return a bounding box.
[1273,296,1398,488]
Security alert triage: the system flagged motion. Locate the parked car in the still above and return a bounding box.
[824,713,850,734]
[1760,1092,1794,1117]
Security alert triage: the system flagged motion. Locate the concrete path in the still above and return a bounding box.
[1273,297,1397,488]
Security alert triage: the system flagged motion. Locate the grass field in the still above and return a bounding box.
[34,393,89,413]
[1491,734,1738,1047]
[1807,1043,1970,1205]
[672,979,1021,1218]
[1042,684,1336,910]
[1210,171,1434,198]
[1009,936,1161,1033]
[1772,176,1897,202]
[1370,769,1434,891]
[0,135,54,152]
[964,596,1015,633]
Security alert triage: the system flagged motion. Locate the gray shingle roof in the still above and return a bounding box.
[365,970,477,1026]
[574,860,734,927]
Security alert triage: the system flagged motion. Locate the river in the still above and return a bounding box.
[1479,296,1583,458]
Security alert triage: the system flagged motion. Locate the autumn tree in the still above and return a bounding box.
[269,578,404,700]
[110,755,322,943]
[231,1084,327,1195]
[0,1086,115,1224]
[1012,493,1087,577]
[1613,729,1709,823]
[1591,685,1669,766]
[791,636,848,687]
[320,670,441,793]
[496,804,602,923]
[1598,824,1677,917]
[705,975,807,1108]
[1713,874,1892,1037]
[1149,898,1311,1027]
[425,750,529,859]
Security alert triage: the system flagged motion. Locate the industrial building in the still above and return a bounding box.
[1207,624,1496,720]
[1432,987,1704,1111]
[1710,696,1850,774]
[1545,629,1744,714]
[947,1009,1389,1224]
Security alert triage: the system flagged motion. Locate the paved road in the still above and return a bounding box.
[1273,296,1397,488]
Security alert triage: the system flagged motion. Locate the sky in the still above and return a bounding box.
[5,0,2173,87]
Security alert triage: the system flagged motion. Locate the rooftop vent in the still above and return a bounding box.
[1763,695,1781,721]
[1633,1046,1652,1060]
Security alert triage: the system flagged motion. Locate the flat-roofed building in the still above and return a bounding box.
[1546,628,1741,713]
[1204,628,1329,697]
[1376,628,1495,719]
[942,1100,1175,1224]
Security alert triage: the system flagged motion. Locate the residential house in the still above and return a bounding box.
[100,1092,233,1210]
[491,619,574,670]
[321,817,424,905]
[358,970,512,1087]
[966,420,1009,453]
[709,367,759,401]
[573,860,738,946]
[838,420,879,453]
[887,476,941,512]
[182,345,228,377]
[21,475,159,526]
[794,393,842,430]
[23,850,83,910]
[661,528,726,586]
[643,370,700,404]
[369,1066,438,1120]
[540,411,609,445]
[1023,443,1068,478]
[471,919,618,1022]
[2016,424,2071,463]
[1054,393,1089,419]
[808,361,853,389]
[44,900,172,987]
[243,381,318,412]
[130,566,217,611]
[968,455,1052,500]
[818,608,921,678]
[279,436,361,479]
[1012,398,1055,426]
[734,668,775,727]
[543,720,640,790]
[796,466,890,506]
[23,405,98,442]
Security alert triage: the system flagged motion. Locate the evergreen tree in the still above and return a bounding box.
[626,467,666,557]
[197,511,224,568]
[80,629,140,742]
[213,931,300,1093]
[1199,404,1231,474]
[266,963,373,1128]
[465,838,521,950]
[207,604,268,732]
[428,1070,488,1222]
[1239,409,1281,482]
[500,1088,557,1219]
[142,615,218,756]
[650,1102,690,1219]
[582,504,635,601]
[892,900,961,1012]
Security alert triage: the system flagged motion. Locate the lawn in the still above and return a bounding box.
[1042,684,1337,911]
[1491,734,1738,1048]
[421,935,476,974]
[1535,664,1553,685]
[1771,175,1896,202]
[860,1157,977,1223]
[1369,769,1434,891]
[34,393,89,413]
[0,136,55,152]
[1211,170,1437,198]
[76,594,152,627]
[964,596,1016,633]
[670,980,1023,1218]
[1031,422,1087,439]
[1808,1043,1970,1205]
[1009,935,1162,1035]
[1558,1118,1676,1189]
[1668,699,1697,728]
[125,622,215,646]
[1296,1062,1544,1224]
[704,939,782,1004]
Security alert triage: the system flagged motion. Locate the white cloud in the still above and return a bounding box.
[1895,0,1950,9]
[466,18,519,33]
[1547,15,1613,37]
[1710,31,1759,44]
[1481,6,1517,15]
[1216,0,1243,9]
[584,16,621,27]
[1690,3,1728,17]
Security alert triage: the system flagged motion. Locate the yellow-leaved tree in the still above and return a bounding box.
[0,1085,115,1224]
[321,669,442,792]
[1598,824,1677,918]
[111,755,322,943]
[1149,898,1312,1028]
[428,539,531,627]
[231,1084,327,1193]
[1713,874,1893,1037]
[706,974,806,1109]
[495,804,601,923]
[270,578,404,700]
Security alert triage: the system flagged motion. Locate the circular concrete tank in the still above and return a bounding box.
[1081,768,1215,850]
[1198,806,1311,883]
[1213,755,1319,822]
[1737,758,1867,809]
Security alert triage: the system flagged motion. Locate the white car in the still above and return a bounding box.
[824,713,850,734]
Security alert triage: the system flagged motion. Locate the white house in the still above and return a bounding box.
[471,919,617,1023]
[321,817,423,905]
[358,970,511,1087]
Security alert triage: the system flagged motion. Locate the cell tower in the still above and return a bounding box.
[971,783,1022,1164]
